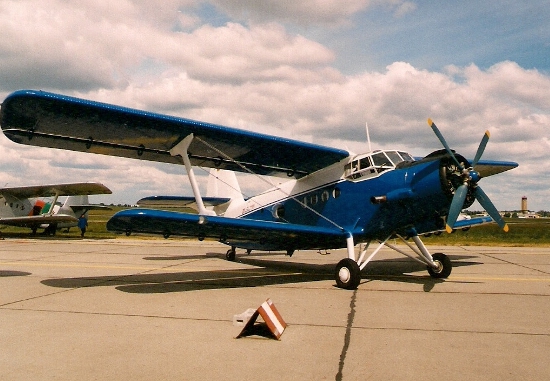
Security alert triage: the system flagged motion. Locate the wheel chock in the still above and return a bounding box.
[236,298,287,340]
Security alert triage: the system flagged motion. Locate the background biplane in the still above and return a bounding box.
[0,182,111,235]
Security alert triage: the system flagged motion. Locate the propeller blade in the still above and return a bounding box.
[446,184,468,233]
[475,186,509,232]
[427,118,464,170]
[472,130,490,167]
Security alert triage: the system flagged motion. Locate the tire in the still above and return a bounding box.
[427,253,452,278]
[335,258,361,289]
[226,248,236,261]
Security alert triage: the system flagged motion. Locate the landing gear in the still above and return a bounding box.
[226,246,236,261]
[334,232,453,289]
[335,258,361,290]
[427,253,452,278]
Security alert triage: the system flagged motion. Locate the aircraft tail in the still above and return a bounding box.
[63,195,90,207]
[206,169,245,216]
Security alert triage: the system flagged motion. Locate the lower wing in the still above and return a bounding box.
[0,214,78,227]
[451,215,493,230]
[107,209,347,251]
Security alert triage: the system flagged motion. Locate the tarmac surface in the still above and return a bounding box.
[1,238,549,380]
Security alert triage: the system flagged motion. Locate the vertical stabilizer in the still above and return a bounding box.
[207,169,245,216]
[63,195,89,207]
[207,169,242,199]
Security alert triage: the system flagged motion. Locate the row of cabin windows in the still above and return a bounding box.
[301,187,341,208]
[270,186,341,219]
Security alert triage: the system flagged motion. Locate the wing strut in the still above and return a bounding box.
[47,190,61,216]
[170,134,216,216]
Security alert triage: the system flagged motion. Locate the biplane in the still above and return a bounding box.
[0,90,517,288]
[0,182,111,235]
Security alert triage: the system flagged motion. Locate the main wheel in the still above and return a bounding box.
[335,258,361,290]
[427,253,452,278]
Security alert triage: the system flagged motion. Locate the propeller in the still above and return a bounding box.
[427,119,508,233]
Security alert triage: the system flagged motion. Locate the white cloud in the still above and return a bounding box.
[0,1,548,212]
[209,0,418,25]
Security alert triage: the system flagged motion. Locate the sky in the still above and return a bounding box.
[0,0,549,212]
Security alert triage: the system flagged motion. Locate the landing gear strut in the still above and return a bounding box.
[226,246,236,261]
[334,232,453,289]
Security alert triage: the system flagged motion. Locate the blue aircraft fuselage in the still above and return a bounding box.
[242,150,465,243]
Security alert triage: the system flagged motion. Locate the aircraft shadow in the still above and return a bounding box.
[40,253,481,293]
[0,270,32,277]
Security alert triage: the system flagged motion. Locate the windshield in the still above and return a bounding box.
[344,150,414,181]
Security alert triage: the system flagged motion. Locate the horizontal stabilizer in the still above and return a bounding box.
[137,196,231,209]
[69,204,112,212]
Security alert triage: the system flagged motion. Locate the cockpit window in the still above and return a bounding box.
[371,152,392,167]
[345,150,415,182]
[398,151,414,162]
[385,151,403,165]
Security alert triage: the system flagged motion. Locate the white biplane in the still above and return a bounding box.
[0,182,111,235]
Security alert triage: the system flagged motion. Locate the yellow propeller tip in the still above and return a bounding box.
[503,224,509,233]
[445,225,453,234]
[485,130,490,138]
[427,118,433,126]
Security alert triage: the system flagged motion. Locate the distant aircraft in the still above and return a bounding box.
[0,90,517,288]
[0,182,111,235]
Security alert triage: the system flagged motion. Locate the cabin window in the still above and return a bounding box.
[333,188,341,198]
[311,194,318,205]
[272,204,285,219]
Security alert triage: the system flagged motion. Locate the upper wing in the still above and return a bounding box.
[474,160,518,177]
[0,214,78,227]
[1,90,350,178]
[107,209,348,251]
[0,182,111,200]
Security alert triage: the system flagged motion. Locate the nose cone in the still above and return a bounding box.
[469,170,481,183]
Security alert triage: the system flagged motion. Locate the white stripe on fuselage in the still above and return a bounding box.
[227,156,351,218]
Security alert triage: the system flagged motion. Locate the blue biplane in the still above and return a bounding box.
[0,90,517,289]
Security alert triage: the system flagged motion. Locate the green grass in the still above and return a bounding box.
[2,208,550,246]
[422,218,550,246]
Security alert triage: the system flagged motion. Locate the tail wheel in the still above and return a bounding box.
[427,253,452,278]
[226,247,236,261]
[335,258,361,289]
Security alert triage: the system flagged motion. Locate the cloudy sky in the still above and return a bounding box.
[0,0,549,212]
